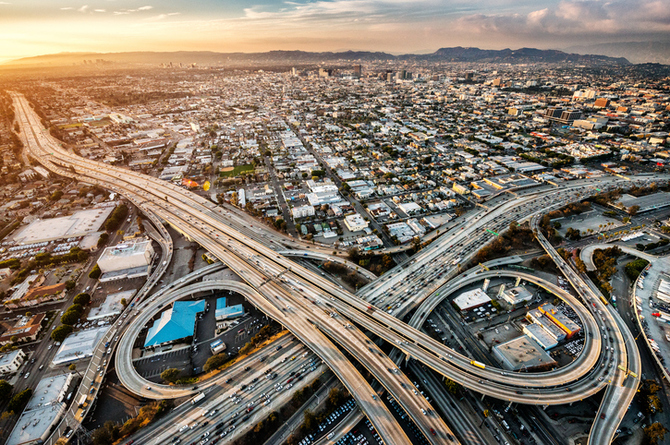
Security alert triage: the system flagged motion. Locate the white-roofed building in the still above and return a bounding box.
[453,288,491,311]
[6,373,74,445]
[0,349,26,374]
[344,213,368,232]
[97,240,154,282]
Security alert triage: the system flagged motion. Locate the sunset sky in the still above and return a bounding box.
[1,0,669,63]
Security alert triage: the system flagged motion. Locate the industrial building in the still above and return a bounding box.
[500,285,534,307]
[526,309,567,342]
[492,336,557,371]
[144,299,205,347]
[613,192,670,214]
[453,288,491,311]
[9,205,115,244]
[6,373,75,445]
[215,297,245,321]
[523,323,558,350]
[97,240,155,282]
[538,303,581,338]
[0,349,27,374]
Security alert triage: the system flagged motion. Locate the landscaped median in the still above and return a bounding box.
[158,327,289,386]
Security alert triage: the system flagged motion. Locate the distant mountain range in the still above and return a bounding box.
[4,46,632,68]
[565,41,670,65]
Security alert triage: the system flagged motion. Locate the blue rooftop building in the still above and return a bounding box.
[144,299,205,347]
[215,297,245,320]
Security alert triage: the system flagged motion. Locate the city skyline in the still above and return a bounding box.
[1,0,669,63]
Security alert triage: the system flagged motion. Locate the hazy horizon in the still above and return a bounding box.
[1,0,669,64]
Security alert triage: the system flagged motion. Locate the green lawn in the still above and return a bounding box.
[219,164,254,178]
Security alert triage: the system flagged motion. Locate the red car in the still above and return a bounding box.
[430,428,436,436]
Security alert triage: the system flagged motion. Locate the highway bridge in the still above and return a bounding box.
[12,91,665,444]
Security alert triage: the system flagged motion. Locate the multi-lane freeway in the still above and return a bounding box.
[12,91,667,445]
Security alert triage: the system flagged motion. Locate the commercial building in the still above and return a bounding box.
[97,240,155,282]
[343,213,369,232]
[500,286,534,307]
[6,373,75,445]
[52,326,110,365]
[88,290,134,320]
[537,303,581,338]
[9,205,115,244]
[453,288,491,311]
[144,299,205,347]
[0,349,27,374]
[215,297,245,321]
[492,336,557,371]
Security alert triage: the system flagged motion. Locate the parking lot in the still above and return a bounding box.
[132,290,271,380]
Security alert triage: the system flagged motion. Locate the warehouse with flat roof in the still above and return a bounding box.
[453,288,491,311]
[9,205,115,244]
[614,192,670,214]
[492,336,557,371]
[6,373,74,445]
[523,323,558,350]
[538,303,580,338]
[526,310,567,341]
[500,286,534,307]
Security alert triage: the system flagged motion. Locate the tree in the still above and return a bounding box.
[7,388,32,413]
[444,377,461,395]
[61,310,80,326]
[203,353,228,372]
[97,232,109,248]
[92,421,120,445]
[643,422,668,445]
[65,280,76,291]
[89,264,101,279]
[50,190,63,202]
[565,227,581,240]
[69,363,82,377]
[629,205,640,216]
[120,298,128,307]
[51,324,73,342]
[0,379,13,399]
[160,368,181,383]
[73,293,91,306]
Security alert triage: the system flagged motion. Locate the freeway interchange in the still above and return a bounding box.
[12,91,670,444]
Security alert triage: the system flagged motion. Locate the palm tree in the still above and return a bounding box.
[68,363,82,378]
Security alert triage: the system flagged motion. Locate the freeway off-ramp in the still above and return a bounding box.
[13,91,666,444]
